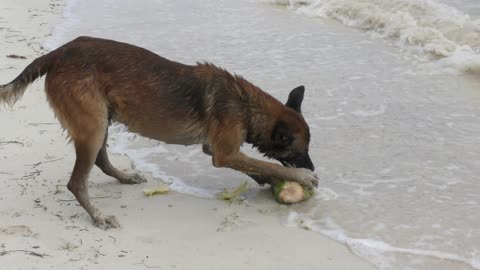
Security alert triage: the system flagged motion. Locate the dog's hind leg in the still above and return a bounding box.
[95,128,146,184]
[46,73,123,229]
[67,127,121,229]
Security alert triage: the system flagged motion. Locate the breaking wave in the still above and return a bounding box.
[261,0,480,73]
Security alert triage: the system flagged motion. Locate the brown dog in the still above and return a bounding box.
[0,36,317,229]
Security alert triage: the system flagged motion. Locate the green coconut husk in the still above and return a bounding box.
[218,181,249,200]
[272,181,314,204]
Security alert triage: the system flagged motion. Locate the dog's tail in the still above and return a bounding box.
[0,50,57,107]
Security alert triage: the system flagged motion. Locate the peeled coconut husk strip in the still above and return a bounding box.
[143,185,170,196]
[218,181,249,200]
[272,181,314,204]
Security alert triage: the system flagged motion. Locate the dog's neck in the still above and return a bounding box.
[194,62,284,152]
[233,78,285,155]
[243,88,283,143]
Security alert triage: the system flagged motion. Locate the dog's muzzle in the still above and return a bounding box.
[280,153,315,171]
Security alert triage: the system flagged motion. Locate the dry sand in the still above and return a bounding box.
[0,0,376,269]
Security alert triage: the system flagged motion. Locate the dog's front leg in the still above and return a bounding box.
[208,123,318,188]
[212,151,318,188]
[203,144,270,186]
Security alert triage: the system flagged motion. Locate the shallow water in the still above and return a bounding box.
[47,0,480,269]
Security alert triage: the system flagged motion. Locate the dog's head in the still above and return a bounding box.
[269,86,315,171]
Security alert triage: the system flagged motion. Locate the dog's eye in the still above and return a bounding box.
[280,135,293,145]
[272,121,293,146]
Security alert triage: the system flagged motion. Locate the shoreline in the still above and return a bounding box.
[0,0,376,269]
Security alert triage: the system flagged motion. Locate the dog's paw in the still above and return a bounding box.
[119,173,147,185]
[94,215,121,230]
[294,168,319,188]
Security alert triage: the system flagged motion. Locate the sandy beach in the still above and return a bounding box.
[0,0,377,269]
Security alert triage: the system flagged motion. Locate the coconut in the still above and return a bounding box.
[272,181,314,204]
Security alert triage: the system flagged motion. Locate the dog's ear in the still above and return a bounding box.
[285,85,305,113]
[272,120,293,147]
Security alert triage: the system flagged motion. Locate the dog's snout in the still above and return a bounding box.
[282,153,315,171]
[303,153,315,171]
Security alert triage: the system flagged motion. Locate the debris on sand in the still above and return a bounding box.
[143,185,170,196]
[217,181,248,200]
[6,54,27,59]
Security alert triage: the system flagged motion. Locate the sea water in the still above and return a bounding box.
[46,0,480,269]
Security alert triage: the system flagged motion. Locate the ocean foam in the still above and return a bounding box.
[44,0,81,50]
[314,187,338,200]
[108,124,221,199]
[260,0,480,74]
[285,212,480,270]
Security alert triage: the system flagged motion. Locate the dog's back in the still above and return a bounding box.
[47,37,208,144]
[1,36,274,145]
